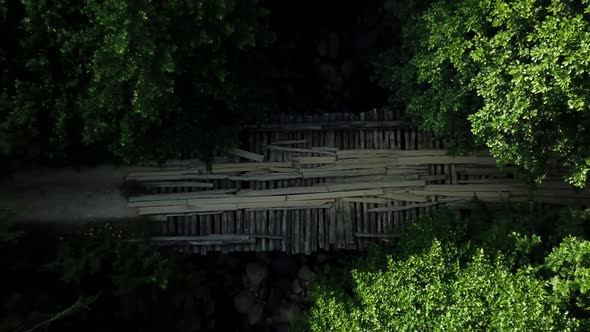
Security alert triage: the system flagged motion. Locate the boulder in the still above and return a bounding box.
[297,265,316,282]
[247,303,264,326]
[277,302,301,323]
[234,290,255,314]
[245,263,269,288]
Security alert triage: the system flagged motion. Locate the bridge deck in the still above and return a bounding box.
[127,110,588,254]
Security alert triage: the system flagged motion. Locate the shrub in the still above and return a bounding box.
[305,241,579,331]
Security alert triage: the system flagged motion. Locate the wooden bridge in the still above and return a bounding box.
[127,110,589,254]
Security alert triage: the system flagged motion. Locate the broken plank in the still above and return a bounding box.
[229,148,264,162]
[263,144,336,156]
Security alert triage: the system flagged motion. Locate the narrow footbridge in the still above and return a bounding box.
[127,110,589,254]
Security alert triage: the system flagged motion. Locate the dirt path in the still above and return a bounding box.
[1,165,142,223]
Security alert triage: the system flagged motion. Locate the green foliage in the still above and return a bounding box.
[302,207,590,331]
[1,0,274,163]
[546,236,590,313]
[306,241,578,331]
[51,223,213,328]
[376,0,590,186]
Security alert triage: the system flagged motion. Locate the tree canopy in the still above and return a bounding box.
[0,0,273,164]
[376,0,590,186]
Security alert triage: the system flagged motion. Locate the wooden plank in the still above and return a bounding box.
[305,209,312,254]
[229,148,264,162]
[271,139,308,145]
[129,174,229,181]
[129,189,237,202]
[144,181,214,188]
[281,210,288,252]
[292,156,336,166]
[354,233,399,238]
[380,193,428,203]
[243,200,334,211]
[328,204,337,245]
[326,180,425,192]
[419,175,448,181]
[311,146,339,152]
[263,144,336,156]
[187,195,287,206]
[293,209,300,254]
[318,209,326,249]
[238,186,329,197]
[335,200,345,249]
[424,184,521,192]
[228,173,302,181]
[151,235,257,245]
[129,199,188,208]
[286,189,384,201]
[311,208,318,252]
[343,201,353,245]
[398,156,497,166]
[410,190,511,199]
[342,197,388,204]
[369,202,439,212]
[250,120,409,131]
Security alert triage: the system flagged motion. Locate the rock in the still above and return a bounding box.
[316,40,327,57]
[204,299,216,317]
[234,290,255,314]
[246,263,268,288]
[341,60,355,80]
[247,302,264,326]
[266,288,283,315]
[291,279,304,295]
[318,63,343,87]
[270,255,298,276]
[328,32,339,59]
[277,302,301,323]
[297,265,316,282]
[315,253,329,265]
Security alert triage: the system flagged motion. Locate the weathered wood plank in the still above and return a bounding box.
[368,201,439,212]
[263,145,336,156]
[229,148,265,162]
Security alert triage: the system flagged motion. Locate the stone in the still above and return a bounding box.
[297,265,316,282]
[277,302,301,323]
[234,290,255,314]
[341,60,354,79]
[328,32,339,59]
[316,40,327,57]
[247,303,264,326]
[204,299,216,317]
[315,253,329,265]
[246,262,268,288]
[270,254,298,276]
[291,279,304,295]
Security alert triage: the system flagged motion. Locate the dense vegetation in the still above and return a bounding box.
[0,0,273,164]
[301,206,590,331]
[375,0,590,186]
[1,216,224,332]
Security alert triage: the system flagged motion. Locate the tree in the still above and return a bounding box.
[0,0,274,164]
[376,0,590,186]
[305,241,579,331]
